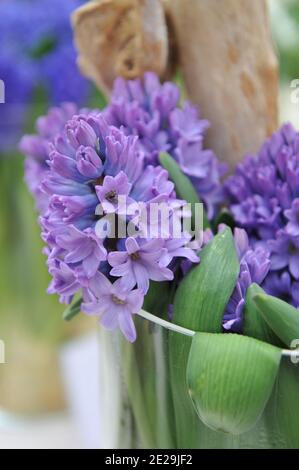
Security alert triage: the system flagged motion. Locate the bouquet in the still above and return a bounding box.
[20,70,299,449]
[20,73,299,448]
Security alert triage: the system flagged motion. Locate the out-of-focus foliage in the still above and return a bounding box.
[270,0,299,82]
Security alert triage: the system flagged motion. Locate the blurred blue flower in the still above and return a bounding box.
[0,53,33,151]
[0,0,90,152]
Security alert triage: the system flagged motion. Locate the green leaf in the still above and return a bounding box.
[269,361,299,448]
[253,293,299,347]
[187,332,281,435]
[244,284,281,346]
[168,227,240,447]
[143,281,171,319]
[159,152,210,229]
[62,297,82,321]
[173,226,239,333]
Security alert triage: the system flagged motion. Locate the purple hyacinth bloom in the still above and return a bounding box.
[96,172,133,214]
[285,199,299,236]
[65,116,98,149]
[268,231,299,280]
[49,193,99,224]
[81,273,144,343]
[21,104,199,341]
[47,260,81,304]
[130,165,174,204]
[55,226,107,281]
[108,237,174,293]
[170,102,210,142]
[226,123,299,306]
[263,272,299,308]
[160,236,200,267]
[75,146,103,179]
[105,72,226,218]
[222,228,270,332]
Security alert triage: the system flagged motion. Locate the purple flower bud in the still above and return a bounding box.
[76,146,103,179]
[65,117,98,149]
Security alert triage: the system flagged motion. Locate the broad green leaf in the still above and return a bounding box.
[159,152,210,229]
[244,284,281,346]
[187,332,281,435]
[173,227,239,333]
[268,361,299,448]
[253,293,299,348]
[62,297,82,321]
[169,227,240,447]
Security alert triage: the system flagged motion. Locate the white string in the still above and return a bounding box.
[281,349,299,359]
[138,309,195,337]
[138,310,299,359]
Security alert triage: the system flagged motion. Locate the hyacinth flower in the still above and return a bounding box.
[0,0,90,152]
[225,123,299,307]
[21,105,201,342]
[105,72,226,219]
[22,75,299,448]
[20,72,225,342]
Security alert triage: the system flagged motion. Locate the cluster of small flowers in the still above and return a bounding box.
[105,73,226,219]
[226,123,299,307]
[20,82,207,341]
[23,72,298,340]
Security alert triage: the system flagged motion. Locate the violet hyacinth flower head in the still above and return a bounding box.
[21,105,200,342]
[225,123,299,306]
[202,226,271,333]
[105,72,226,219]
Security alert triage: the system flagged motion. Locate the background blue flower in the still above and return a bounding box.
[0,0,90,153]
